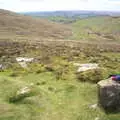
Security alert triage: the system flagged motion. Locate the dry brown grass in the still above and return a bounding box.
[0,9,72,40]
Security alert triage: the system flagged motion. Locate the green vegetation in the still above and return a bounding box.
[0,46,120,120]
[76,68,108,83]
[1,63,120,120]
[72,16,120,42]
[47,16,76,24]
[0,71,116,120]
[1,33,120,120]
[0,9,120,120]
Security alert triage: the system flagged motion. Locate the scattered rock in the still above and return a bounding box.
[89,104,98,109]
[18,62,27,68]
[0,64,3,69]
[95,117,100,120]
[9,86,33,103]
[16,57,34,62]
[17,87,31,95]
[74,63,99,72]
[98,79,120,111]
[16,57,34,68]
[0,64,5,71]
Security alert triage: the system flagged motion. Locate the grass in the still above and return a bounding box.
[0,72,105,120]
[1,9,120,120]
[72,16,120,43]
[1,71,120,120]
[47,16,76,24]
[0,9,72,40]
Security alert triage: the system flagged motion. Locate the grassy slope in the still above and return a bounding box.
[72,16,120,43]
[1,68,120,120]
[0,71,118,120]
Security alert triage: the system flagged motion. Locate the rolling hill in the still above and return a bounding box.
[0,9,72,41]
[72,16,120,43]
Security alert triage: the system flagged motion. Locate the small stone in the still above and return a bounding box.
[16,57,34,68]
[9,86,32,103]
[0,64,5,71]
[76,63,99,72]
[17,87,31,95]
[95,117,100,120]
[89,104,98,109]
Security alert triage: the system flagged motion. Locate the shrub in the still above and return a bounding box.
[28,63,46,73]
[44,64,54,72]
[9,72,19,77]
[9,70,28,77]
[76,68,108,83]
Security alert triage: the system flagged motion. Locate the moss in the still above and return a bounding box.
[76,68,108,83]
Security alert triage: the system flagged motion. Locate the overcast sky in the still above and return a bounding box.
[0,0,120,12]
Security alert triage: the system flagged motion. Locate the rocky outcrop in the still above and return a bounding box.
[97,79,120,111]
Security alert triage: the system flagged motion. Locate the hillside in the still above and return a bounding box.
[0,9,72,41]
[1,9,120,120]
[72,16,120,43]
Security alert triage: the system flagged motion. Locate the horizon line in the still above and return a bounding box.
[18,9,120,13]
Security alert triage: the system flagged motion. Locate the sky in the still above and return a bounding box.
[0,0,120,12]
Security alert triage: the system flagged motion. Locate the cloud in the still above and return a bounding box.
[108,0,120,5]
[0,0,120,12]
[78,0,88,1]
[108,0,120,1]
[0,0,4,4]
[80,0,88,1]
[108,0,120,3]
[20,0,88,2]
[0,2,3,4]
[20,0,44,2]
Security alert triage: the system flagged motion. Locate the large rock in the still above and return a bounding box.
[73,63,99,73]
[97,79,120,111]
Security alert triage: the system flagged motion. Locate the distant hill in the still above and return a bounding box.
[22,10,120,24]
[0,9,72,41]
[72,16,120,42]
[0,9,120,43]
[22,10,120,18]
